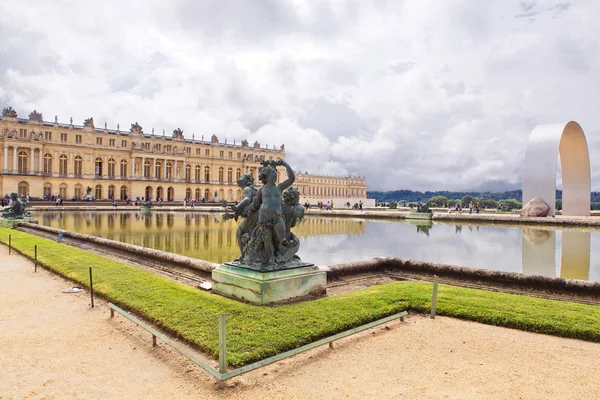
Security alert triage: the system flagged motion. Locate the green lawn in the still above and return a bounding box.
[2,227,599,366]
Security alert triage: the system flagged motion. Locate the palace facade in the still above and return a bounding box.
[0,107,371,206]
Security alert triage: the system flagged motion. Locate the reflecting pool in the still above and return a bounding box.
[32,211,600,283]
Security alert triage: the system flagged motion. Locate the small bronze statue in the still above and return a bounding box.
[1,193,30,219]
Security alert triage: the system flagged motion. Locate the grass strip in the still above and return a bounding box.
[2,227,599,366]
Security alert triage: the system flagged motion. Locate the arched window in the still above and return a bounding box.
[145,186,153,201]
[195,165,201,181]
[120,185,127,200]
[219,189,224,200]
[108,159,116,177]
[228,189,233,201]
[59,183,67,198]
[218,167,224,183]
[95,158,103,176]
[204,188,210,201]
[236,189,242,202]
[59,154,68,175]
[167,187,174,201]
[227,168,233,183]
[144,160,151,178]
[43,153,53,173]
[120,159,128,177]
[43,183,52,196]
[185,164,191,181]
[204,166,210,182]
[108,185,115,199]
[195,188,201,199]
[154,161,162,179]
[185,187,191,199]
[74,184,83,199]
[236,168,241,181]
[166,162,172,180]
[95,184,102,199]
[156,186,163,201]
[18,151,28,173]
[74,156,83,175]
[18,181,29,196]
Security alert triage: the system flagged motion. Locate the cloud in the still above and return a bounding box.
[2,0,600,191]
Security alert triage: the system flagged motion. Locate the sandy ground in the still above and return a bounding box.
[1,246,600,400]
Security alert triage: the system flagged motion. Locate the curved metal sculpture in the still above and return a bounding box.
[522,121,590,217]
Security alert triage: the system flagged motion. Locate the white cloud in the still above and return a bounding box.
[2,0,600,191]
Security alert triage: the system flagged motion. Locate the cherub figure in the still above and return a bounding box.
[243,159,295,265]
[223,174,258,259]
[282,186,304,242]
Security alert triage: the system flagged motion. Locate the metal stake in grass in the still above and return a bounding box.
[89,267,95,308]
[34,245,37,272]
[8,234,11,255]
[218,313,228,374]
[431,276,439,319]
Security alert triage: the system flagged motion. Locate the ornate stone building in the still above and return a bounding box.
[0,107,372,206]
[0,108,282,202]
[292,171,372,207]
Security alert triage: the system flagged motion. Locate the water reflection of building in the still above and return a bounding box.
[294,217,366,237]
[522,228,590,280]
[38,212,366,264]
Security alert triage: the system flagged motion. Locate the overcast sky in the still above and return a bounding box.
[1,0,599,191]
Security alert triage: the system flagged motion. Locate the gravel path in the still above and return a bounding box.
[1,246,599,399]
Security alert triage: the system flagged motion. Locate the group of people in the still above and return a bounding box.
[182,198,206,208]
[448,201,481,215]
[2,193,30,207]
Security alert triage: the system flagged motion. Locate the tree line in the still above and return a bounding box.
[368,190,600,210]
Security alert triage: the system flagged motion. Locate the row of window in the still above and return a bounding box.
[14,181,242,203]
[142,163,243,182]
[13,129,276,161]
[15,152,250,183]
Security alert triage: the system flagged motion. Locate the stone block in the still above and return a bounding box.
[0,217,37,228]
[212,263,326,305]
[407,212,433,220]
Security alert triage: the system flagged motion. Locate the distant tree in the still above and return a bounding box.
[428,195,448,207]
[461,195,476,208]
[389,201,398,209]
[501,199,522,211]
[480,199,497,209]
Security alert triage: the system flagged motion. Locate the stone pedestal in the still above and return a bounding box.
[212,263,327,305]
[0,217,37,228]
[407,212,433,220]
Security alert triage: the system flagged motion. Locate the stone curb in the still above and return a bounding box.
[325,257,600,295]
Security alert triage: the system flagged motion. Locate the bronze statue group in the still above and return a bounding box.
[223,159,305,271]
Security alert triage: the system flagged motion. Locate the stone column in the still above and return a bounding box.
[3,146,8,171]
[54,151,59,175]
[142,157,146,178]
[152,158,155,179]
[38,149,43,173]
[13,147,18,172]
[131,156,136,177]
[30,148,35,173]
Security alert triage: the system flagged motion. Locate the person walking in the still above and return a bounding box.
[469,201,474,214]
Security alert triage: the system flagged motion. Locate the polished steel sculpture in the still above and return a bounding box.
[522,121,590,217]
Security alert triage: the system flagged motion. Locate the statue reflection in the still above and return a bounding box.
[408,219,433,236]
[522,228,590,280]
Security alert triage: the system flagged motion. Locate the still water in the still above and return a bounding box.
[32,211,600,282]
